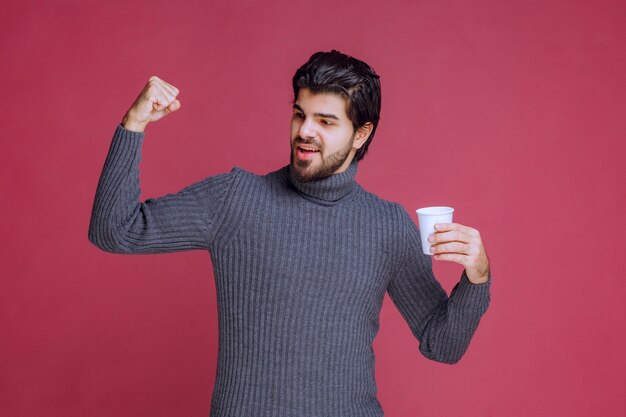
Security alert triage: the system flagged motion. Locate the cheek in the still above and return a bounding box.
[330,129,354,150]
[290,120,301,138]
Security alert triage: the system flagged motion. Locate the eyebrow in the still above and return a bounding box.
[293,103,340,120]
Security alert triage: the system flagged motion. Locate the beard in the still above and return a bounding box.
[290,134,355,183]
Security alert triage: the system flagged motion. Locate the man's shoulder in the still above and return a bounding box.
[228,165,288,183]
[354,185,412,221]
[212,165,279,180]
[211,165,288,192]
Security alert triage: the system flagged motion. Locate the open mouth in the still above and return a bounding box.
[296,145,320,159]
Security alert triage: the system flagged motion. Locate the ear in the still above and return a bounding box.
[353,122,373,150]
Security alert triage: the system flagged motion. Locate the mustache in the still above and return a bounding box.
[293,137,321,147]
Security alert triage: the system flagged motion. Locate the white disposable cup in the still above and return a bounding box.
[416,206,454,255]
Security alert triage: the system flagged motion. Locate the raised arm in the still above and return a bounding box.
[386,209,491,364]
[88,76,237,254]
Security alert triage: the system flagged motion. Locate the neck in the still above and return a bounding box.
[286,160,359,203]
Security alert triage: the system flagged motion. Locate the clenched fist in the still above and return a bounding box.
[122,76,181,132]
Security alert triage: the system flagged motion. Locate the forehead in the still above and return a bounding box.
[295,88,349,119]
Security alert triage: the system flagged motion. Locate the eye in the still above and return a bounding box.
[293,112,305,119]
[321,119,334,126]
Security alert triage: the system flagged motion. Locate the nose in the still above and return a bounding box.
[298,116,317,139]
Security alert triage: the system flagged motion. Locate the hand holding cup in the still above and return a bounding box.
[417,207,490,284]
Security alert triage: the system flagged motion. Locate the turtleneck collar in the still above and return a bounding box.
[285,160,359,203]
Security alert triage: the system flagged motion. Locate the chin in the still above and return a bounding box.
[291,165,316,183]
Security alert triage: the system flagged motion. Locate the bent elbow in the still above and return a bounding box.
[87,219,127,254]
[421,349,465,365]
[419,339,469,365]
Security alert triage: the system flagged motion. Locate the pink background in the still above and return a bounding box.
[1,0,625,416]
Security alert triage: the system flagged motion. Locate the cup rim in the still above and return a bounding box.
[416,206,455,215]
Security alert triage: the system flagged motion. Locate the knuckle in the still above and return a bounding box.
[147,84,159,96]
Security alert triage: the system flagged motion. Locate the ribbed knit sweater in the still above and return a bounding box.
[88,124,491,417]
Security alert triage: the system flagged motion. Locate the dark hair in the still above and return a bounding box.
[292,50,381,161]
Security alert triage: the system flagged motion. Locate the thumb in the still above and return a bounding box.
[150,99,180,121]
[166,99,181,113]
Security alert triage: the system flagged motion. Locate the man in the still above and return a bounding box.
[89,50,491,417]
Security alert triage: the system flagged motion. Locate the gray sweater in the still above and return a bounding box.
[88,124,491,417]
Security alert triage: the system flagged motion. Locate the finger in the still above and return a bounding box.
[163,81,180,97]
[159,89,176,105]
[430,241,469,255]
[146,79,176,104]
[434,223,480,243]
[152,100,166,111]
[166,99,181,113]
[433,253,467,264]
[160,81,179,98]
[428,230,469,244]
[435,222,474,233]
[150,92,175,110]
[163,78,179,92]
[149,106,168,120]
[146,87,168,104]
[149,75,179,98]
[435,222,480,239]
[434,222,464,232]
[153,100,181,119]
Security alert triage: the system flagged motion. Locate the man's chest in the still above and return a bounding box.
[216,200,398,305]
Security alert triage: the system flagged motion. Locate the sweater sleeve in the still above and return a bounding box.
[386,208,490,364]
[88,124,238,254]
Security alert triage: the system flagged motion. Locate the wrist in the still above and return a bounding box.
[465,269,490,285]
[469,275,489,285]
[122,113,147,133]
